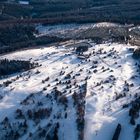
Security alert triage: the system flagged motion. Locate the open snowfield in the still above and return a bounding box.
[0,41,139,140]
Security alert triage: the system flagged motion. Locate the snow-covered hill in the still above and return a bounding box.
[0,42,139,140]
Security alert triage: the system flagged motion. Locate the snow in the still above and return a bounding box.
[35,23,93,37]
[35,22,127,39]
[93,22,121,28]
[19,1,29,5]
[84,44,140,140]
[0,42,139,140]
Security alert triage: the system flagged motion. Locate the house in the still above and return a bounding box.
[66,42,91,52]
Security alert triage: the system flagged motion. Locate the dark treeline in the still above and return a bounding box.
[0,25,35,46]
[133,49,140,59]
[112,124,122,140]
[0,0,140,25]
[0,59,38,77]
[0,25,67,54]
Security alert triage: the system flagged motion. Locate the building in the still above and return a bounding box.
[19,0,29,5]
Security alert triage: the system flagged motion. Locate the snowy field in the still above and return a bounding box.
[36,23,93,36]
[0,42,139,140]
[35,22,123,38]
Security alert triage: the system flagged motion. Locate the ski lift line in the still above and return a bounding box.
[96,53,111,67]
[43,102,78,139]
[96,48,132,85]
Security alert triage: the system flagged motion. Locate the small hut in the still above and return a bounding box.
[66,42,92,54]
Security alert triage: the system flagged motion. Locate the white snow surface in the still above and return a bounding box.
[0,42,139,140]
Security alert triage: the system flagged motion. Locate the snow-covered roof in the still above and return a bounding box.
[19,0,29,5]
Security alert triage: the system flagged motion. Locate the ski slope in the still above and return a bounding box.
[0,42,139,140]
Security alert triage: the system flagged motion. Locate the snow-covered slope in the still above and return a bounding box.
[84,44,139,140]
[0,42,139,140]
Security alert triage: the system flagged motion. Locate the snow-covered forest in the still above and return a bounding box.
[0,39,140,140]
